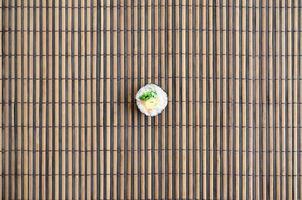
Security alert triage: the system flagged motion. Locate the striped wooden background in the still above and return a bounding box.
[1,0,302,199]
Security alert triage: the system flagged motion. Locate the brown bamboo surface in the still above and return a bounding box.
[1,0,302,199]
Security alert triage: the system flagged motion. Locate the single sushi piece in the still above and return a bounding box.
[136,83,168,117]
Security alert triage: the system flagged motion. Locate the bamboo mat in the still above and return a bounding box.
[1,0,302,199]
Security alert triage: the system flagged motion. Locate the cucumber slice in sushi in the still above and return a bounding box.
[136,84,168,117]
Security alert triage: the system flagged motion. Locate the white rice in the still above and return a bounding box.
[135,83,168,117]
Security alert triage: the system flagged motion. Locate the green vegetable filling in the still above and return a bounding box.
[139,90,157,101]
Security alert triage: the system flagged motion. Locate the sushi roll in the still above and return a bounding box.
[136,84,168,117]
